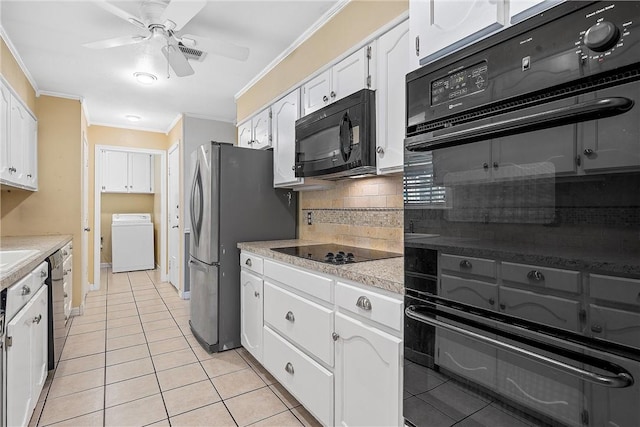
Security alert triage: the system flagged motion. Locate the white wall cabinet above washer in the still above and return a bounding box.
[238,107,271,150]
[101,150,154,193]
[409,0,506,70]
[302,46,374,116]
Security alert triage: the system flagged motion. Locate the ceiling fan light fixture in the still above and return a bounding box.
[134,72,158,85]
[126,115,141,122]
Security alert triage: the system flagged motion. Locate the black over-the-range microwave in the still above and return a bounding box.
[294,89,376,179]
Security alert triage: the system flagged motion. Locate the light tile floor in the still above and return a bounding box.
[29,268,321,427]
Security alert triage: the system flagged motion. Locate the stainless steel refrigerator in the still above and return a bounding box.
[189,142,296,352]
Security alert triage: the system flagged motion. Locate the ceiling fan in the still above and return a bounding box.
[82,0,250,77]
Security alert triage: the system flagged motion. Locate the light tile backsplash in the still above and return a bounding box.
[298,175,404,253]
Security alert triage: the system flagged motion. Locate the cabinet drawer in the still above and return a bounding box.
[264,282,333,366]
[590,304,640,348]
[31,261,48,285]
[502,262,580,293]
[441,254,496,279]
[589,274,640,307]
[240,252,263,275]
[335,281,403,332]
[441,274,498,311]
[500,287,581,332]
[63,255,73,279]
[6,274,34,320]
[264,259,332,302]
[263,326,333,426]
[61,241,73,259]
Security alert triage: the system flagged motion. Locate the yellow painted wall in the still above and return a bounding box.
[87,125,169,281]
[1,37,36,112]
[1,96,83,305]
[236,0,409,122]
[100,193,155,262]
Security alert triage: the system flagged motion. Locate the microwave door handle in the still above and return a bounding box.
[405,305,634,388]
[339,112,353,162]
[406,96,634,152]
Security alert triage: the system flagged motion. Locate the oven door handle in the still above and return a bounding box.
[406,97,634,152]
[405,305,634,388]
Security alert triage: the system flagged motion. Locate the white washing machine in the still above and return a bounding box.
[111,213,155,273]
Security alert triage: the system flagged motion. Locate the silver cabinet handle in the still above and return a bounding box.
[21,285,31,296]
[32,314,42,324]
[285,311,295,322]
[291,165,295,170]
[84,227,91,232]
[459,260,472,269]
[332,332,339,341]
[527,270,545,282]
[64,293,68,298]
[330,91,336,98]
[591,324,603,333]
[405,306,634,388]
[584,148,595,155]
[376,146,384,154]
[415,35,420,57]
[245,258,252,267]
[40,270,47,278]
[254,291,260,298]
[322,95,329,102]
[285,362,294,375]
[62,250,68,256]
[356,296,372,311]
[488,298,495,306]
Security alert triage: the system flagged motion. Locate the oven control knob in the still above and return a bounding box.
[584,21,620,52]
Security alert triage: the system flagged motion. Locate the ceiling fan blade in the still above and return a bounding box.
[82,35,146,49]
[160,0,206,31]
[181,34,249,61]
[162,44,195,77]
[91,1,147,30]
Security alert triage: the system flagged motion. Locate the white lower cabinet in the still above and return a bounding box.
[334,312,403,427]
[240,252,403,426]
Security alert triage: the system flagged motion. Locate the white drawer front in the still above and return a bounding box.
[61,241,73,259]
[264,281,334,366]
[263,326,333,426]
[31,261,48,285]
[63,254,73,278]
[264,259,332,302]
[5,274,34,320]
[502,262,580,294]
[590,274,640,307]
[441,254,496,279]
[240,252,263,275]
[335,281,403,332]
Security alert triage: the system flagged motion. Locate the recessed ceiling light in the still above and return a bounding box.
[134,72,157,85]
[126,115,141,122]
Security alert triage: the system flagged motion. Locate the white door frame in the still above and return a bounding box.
[167,141,180,291]
[82,133,90,310]
[94,145,167,288]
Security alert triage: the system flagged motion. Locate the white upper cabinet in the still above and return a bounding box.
[101,150,153,193]
[409,0,506,70]
[272,89,303,187]
[376,20,410,175]
[509,0,563,24]
[0,80,38,191]
[303,47,373,116]
[238,107,271,150]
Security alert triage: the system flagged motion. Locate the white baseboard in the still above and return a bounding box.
[89,282,99,291]
[100,262,112,268]
[180,291,190,300]
[70,307,81,317]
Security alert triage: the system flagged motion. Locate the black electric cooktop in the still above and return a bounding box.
[272,244,402,265]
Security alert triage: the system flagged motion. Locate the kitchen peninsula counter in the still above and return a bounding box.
[237,239,404,294]
[0,235,73,290]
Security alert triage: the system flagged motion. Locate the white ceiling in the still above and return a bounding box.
[1,0,341,132]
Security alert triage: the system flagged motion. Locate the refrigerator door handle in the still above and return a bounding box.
[190,162,204,246]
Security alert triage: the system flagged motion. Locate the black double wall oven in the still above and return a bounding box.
[404,2,640,426]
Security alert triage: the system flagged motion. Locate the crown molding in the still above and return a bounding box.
[182,112,235,124]
[0,25,39,94]
[165,113,183,134]
[90,121,167,134]
[38,90,82,100]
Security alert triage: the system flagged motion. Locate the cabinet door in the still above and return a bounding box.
[410,0,505,66]
[237,120,253,148]
[509,0,563,24]
[0,83,11,181]
[31,285,49,400]
[241,270,263,362]
[334,313,402,427]
[9,93,26,184]
[441,274,497,310]
[251,108,271,150]
[589,304,640,348]
[302,69,331,116]
[64,254,73,321]
[102,150,128,192]
[432,140,491,185]
[376,21,409,175]
[331,48,369,101]
[128,152,153,193]
[23,114,38,189]
[7,286,48,427]
[580,81,640,173]
[500,287,581,332]
[273,89,302,187]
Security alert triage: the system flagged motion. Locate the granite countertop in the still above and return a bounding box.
[237,239,404,295]
[0,235,73,291]
[405,234,640,279]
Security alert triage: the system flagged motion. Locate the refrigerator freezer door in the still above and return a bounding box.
[189,144,220,264]
[189,256,219,351]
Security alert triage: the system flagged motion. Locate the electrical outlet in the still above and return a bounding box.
[307,212,313,225]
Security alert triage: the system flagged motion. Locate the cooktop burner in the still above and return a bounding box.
[272,244,402,265]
